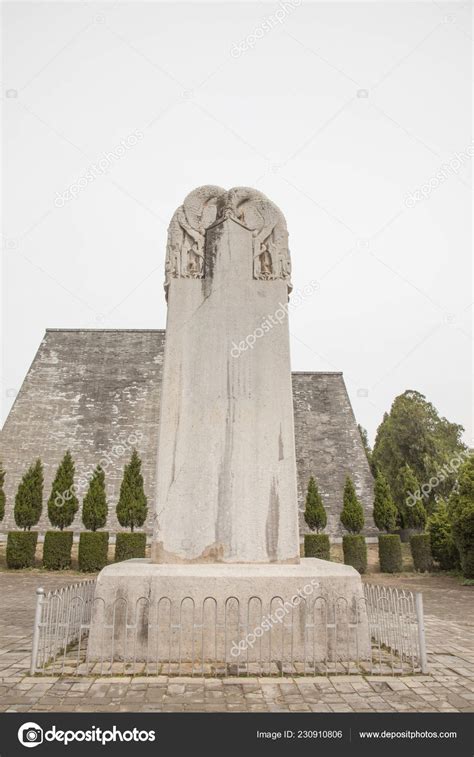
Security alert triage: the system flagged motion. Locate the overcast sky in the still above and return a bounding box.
[1,0,472,445]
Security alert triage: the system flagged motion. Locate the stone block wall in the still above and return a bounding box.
[0,330,374,538]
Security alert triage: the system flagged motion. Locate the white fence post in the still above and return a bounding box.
[30,587,45,675]
[415,592,428,674]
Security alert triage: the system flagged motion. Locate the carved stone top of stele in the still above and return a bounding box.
[164,185,292,297]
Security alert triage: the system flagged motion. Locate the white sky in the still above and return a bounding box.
[1,0,472,445]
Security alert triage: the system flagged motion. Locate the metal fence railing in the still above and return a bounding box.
[30,581,428,677]
[30,580,96,675]
[363,583,428,674]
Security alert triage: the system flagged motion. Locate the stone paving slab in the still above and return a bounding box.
[0,571,472,712]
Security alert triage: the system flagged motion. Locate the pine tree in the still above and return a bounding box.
[0,462,5,522]
[14,459,43,530]
[303,476,327,533]
[340,476,364,534]
[116,449,148,532]
[373,471,398,532]
[372,390,465,512]
[47,451,79,530]
[82,466,107,531]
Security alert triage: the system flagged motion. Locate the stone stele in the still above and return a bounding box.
[88,187,370,665]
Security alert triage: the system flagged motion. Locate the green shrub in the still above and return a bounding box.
[115,532,146,562]
[14,459,43,530]
[304,533,330,560]
[342,534,367,574]
[378,534,402,573]
[410,534,432,572]
[405,498,427,531]
[82,466,107,531]
[451,505,474,579]
[340,477,364,533]
[6,531,38,568]
[427,501,459,570]
[303,477,327,533]
[47,451,79,530]
[449,456,474,579]
[373,472,397,532]
[43,531,73,570]
[78,532,109,572]
[0,462,5,522]
[116,450,148,531]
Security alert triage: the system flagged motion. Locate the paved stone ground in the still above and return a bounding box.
[0,571,472,713]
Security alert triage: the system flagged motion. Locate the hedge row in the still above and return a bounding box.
[2,530,443,576]
[378,534,402,573]
[304,533,330,560]
[115,532,146,562]
[5,530,147,570]
[43,531,73,570]
[342,534,367,574]
[6,532,38,568]
[78,532,109,572]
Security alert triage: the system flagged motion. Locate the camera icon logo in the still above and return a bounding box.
[18,722,44,748]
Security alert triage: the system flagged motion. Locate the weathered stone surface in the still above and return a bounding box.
[0,339,374,538]
[152,208,299,563]
[87,558,370,662]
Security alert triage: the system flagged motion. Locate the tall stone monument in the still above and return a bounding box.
[88,187,370,666]
[152,185,298,564]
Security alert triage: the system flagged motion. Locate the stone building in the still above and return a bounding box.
[0,328,375,541]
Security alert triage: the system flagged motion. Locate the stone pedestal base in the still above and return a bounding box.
[87,559,370,665]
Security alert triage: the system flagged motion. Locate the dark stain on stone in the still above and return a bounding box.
[216,357,234,557]
[278,424,284,460]
[266,477,280,561]
[138,595,150,644]
[203,222,225,298]
[169,362,182,489]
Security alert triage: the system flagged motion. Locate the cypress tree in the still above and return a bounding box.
[82,466,107,531]
[303,476,327,533]
[373,471,398,532]
[116,449,148,532]
[340,476,364,533]
[14,459,43,530]
[47,451,79,530]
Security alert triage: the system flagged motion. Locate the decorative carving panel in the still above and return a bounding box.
[165,186,291,296]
